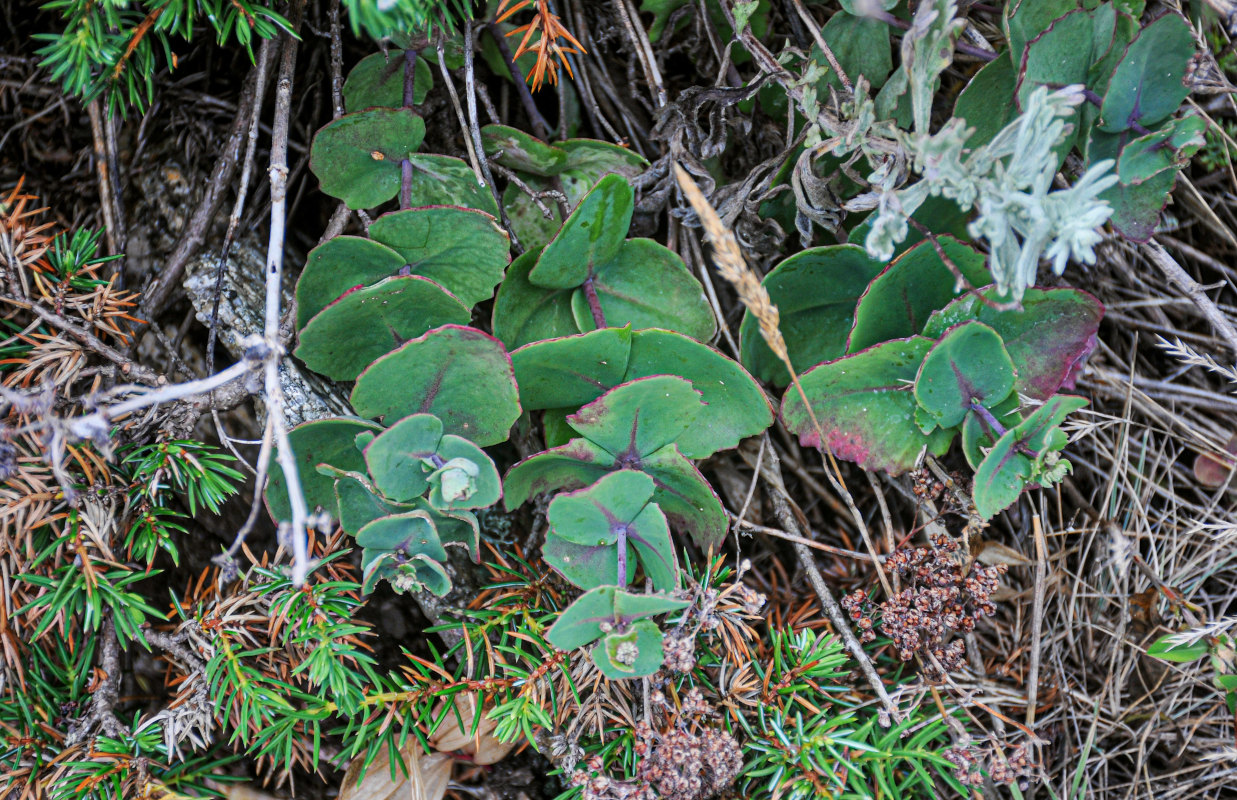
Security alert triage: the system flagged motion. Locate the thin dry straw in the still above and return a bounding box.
[672,163,824,440]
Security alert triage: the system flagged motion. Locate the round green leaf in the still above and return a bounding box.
[739,244,884,386]
[546,470,677,592]
[547,586,616,650]
[625,329,772,459]
[401,154,500,217]
[364,413,444,502]
[503,439,615,512]
[923,287,1103,401]
[567,376,703,459]
[847,236,991,353]
[954,52,1017,150]
[295,276,471,381]
[597,619,664,679]
[572,239,717,343]
[511,328,771,458]
[511,327,634,411]
[972,395,1088,518]
[1016,10,1096,109]
[368,206,511,308]
[1099,12,1194,133]
[491,247,579,350]
[960,394,1023,470]
[309,108,426,209]
[332,470,419,534]
[529,174,633,288]
[343,51,432,112]
[428,435,502,511]
[559,138,649,174]
[356,509,444,559]
[781,337,943,475]
[266,417,383,522]
[351,325,521,446]
[295,236,407,330]
[915,322,1016,429]
[481,123,568,175]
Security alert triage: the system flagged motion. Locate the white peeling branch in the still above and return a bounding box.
[264,5,311,586]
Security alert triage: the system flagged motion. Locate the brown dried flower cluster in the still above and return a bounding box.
[569,687,744,800]
[942,740,1034,788]
[842,533,1006,677]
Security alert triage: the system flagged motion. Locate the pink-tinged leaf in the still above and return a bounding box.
[781,337,941,475]
[1194,432,1237,488]
[503,439,615,511]
[972,395,1088,519]
[351,325,521,447]
[923,287,1104,400]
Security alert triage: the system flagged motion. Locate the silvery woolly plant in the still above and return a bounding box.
[864,84,1117,301]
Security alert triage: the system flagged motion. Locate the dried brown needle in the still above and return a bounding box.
[495,0,585,92]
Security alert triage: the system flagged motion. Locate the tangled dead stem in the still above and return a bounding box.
[3,1,1237,799]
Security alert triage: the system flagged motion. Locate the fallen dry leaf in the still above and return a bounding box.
[338,741,453,800]
[428,692,517,765]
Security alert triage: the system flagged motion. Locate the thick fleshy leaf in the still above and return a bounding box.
[368,206,511,308]
[481,124,568,175]
[546,586,617,650]
[545,470,677,592]
[310,108,426,209]
[954,53,1017,149]
[625,329,772,458]
[529,174,634,288]
[566,376,703,460]
[364,413,444,501]
[512,328,772,458]
[503,439,615,511]
[401,154,500,216]
[356,510,446,560]
[960,394,1023,470]
[363,551,452,596]
[351,325,520,446]
[781,337,940,475]
[266,417,383,522]
[915,322,1016,429]
[342,51,432,112]
[922,287,1103,401]
[1003,0,1080,70]
[547,586,688,651]
[1099,12,1194,133]
[1016,10,1095,109]
[1087,127,1179,240]
[559,139,649,177]
[739,245,885,386]
[1086,4,1137,92]
[639,446,727,553]
[1116,116,1206,185]
[511,327,633,411]
[295,276,470,381]
[544,528,632,591]
[816,12,892,93]
[332,469,418,534]
[972,395,1088,518]
[427,435,502,511]
[295,236,407,330]
[597,619,664,678]
[491,247,579,349]
[331,470,477,555]
[847,237,991,353]
[572,239,716,342]
[612,588,691,622]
